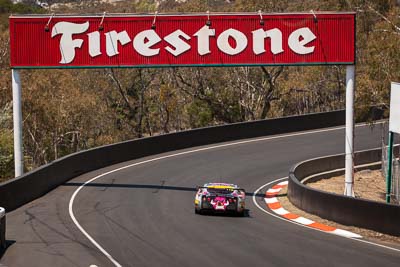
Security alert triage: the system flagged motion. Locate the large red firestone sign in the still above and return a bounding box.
[9,12,355,68]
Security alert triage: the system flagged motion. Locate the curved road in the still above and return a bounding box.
[1,123,400,267]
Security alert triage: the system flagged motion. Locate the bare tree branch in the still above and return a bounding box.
[106,68,134,111]
[368,5,400,33]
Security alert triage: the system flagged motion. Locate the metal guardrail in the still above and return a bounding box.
[0,207,5,250]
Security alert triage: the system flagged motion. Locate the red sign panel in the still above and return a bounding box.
[9,13,355,68]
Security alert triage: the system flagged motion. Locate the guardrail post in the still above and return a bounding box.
[12,69,24,177]
[344,65,355,197]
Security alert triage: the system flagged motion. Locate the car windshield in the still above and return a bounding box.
[207,188,234,195]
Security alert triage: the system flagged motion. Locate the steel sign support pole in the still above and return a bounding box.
[344,65,355,197]
[386,131,394,203]
[12,69,23,177]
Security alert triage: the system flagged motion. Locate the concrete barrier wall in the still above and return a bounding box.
[0,110,347,212]
[288,148,400,236]
[0,207,5,250]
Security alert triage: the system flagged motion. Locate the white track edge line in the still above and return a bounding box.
[68,122,388,266]
[252,177,400,253]
[69,176,123,267]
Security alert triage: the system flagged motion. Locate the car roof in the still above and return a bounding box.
[203,183,238,189]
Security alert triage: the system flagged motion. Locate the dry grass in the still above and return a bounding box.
[308,169,387,202]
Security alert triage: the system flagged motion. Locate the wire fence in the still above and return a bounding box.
[381,121,400,204]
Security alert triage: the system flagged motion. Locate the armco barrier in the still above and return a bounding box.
[0,110,347,212]
[0,207,5,250]
[288,148,400,236]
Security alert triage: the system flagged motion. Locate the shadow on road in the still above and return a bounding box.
[0,240,15,260]
[63,182,265,198]
[197,209,251,218]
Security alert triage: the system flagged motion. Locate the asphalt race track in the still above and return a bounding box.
[1,123,400,267]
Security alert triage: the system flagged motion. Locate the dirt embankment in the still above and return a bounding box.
[308,169,387,202]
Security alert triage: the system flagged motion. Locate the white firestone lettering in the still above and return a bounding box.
[252,28,284,55]
[51,21,89,64]
[288,27,316,55]
[105,30,131,57]
[133,30,162,57]
[87,31,101,57]
[217,28,247,55]
[51,21,318,63]
[164,30,191,56]
[193,25,215,56]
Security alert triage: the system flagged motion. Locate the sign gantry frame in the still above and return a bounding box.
[9,12,356,196]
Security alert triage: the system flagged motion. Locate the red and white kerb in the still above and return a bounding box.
[265,181,362,239]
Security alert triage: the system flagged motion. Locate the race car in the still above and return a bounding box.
[194,183,246,216]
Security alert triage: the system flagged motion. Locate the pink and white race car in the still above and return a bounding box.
[194,183,246,216]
